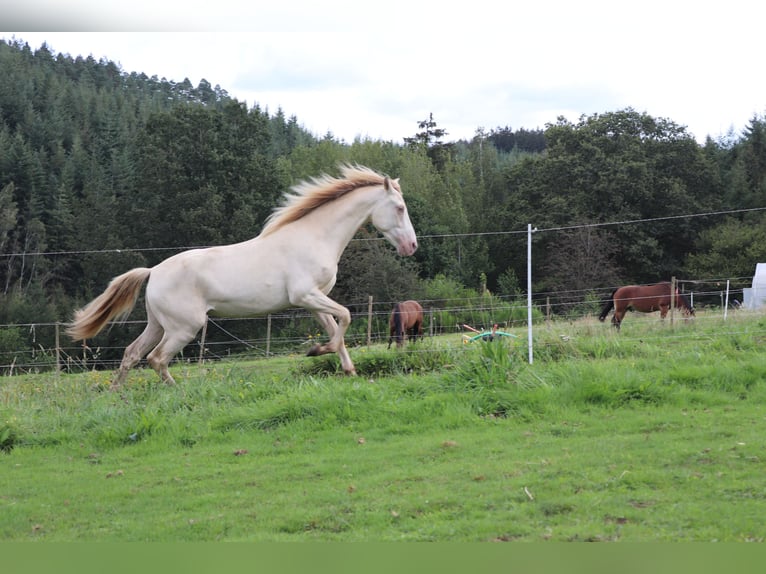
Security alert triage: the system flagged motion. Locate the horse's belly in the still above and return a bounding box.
[150,253,291,317]
[208,298,288,317]
[206,282,291,317]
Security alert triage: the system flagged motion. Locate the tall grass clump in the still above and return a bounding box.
[447,339,552,420]
[547,361,671,407]
[0,415,19,452]
[295,343,459,378]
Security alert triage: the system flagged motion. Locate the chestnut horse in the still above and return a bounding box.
[387,300,424,348]
[67,165,418,387]
[598,282,694,331]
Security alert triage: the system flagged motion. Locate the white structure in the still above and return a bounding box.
[743,263,766,310]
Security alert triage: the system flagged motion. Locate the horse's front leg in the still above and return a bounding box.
[309,311,355,374]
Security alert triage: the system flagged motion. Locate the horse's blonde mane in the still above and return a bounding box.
[261,164,401,236]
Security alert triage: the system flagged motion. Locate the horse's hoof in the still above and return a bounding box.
[344,369,357,377]
[306,344,321,356]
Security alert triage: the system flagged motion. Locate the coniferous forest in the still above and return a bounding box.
[2,38,766,368]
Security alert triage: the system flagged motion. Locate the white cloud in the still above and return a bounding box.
[4,1,766,143]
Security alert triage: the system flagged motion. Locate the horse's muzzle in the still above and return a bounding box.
[398,240,418,256]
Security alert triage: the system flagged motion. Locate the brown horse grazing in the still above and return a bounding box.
[388,300,424,348]
[598,282,695,331]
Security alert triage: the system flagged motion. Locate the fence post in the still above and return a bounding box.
[55,322,61,377]
[266,314,272,357]
[724,279,730,320]
[670,276,677,328]
[429,307,434,338]
[527,224,536,365]
[546,296,551,323]
[367,296,373,347]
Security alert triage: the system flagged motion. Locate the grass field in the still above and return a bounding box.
[2,310,766,541]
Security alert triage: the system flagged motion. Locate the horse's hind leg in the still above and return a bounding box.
[111,319,163,389]
[146,333,191,385]
[612,310,623,331]
[145,314,206,385]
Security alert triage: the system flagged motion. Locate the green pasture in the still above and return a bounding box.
[2,310,766,541]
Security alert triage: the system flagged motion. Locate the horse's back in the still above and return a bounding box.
[614,282,670,299]
[402,300,423,320]
[613,285,640,300]
[402,300,423,313]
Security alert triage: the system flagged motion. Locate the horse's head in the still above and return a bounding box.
[371,177,418,256]
[678,293,695,318]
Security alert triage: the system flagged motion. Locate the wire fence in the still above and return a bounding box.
[0,298,527,375]
[0,276,762,377]
[2,204,765,376]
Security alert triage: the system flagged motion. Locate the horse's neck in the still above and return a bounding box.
[305,187,381,254]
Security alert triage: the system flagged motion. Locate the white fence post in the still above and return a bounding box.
[527,224,536,365]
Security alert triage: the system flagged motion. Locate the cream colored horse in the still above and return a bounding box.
[67,165,418,388]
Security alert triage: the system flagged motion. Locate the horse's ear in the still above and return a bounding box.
[383,177,400,194]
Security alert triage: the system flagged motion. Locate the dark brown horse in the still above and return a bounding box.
[598,282,694,331]
[388,300,424,348]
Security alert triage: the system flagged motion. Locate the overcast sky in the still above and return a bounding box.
[3,1,765,144]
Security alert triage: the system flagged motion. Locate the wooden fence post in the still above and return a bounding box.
[546,297,551,323]
[429,307,434,337]
[266,314,272,357]
[367,295,373,347]
[670,276,676,328]
[55,322,61,377]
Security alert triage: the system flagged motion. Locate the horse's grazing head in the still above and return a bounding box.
[371,176,418,257]
[678,293,695,317]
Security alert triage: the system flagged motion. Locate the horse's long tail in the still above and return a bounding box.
[598,289,617,322]
[392,302,404,344]
[66,267,152,341]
